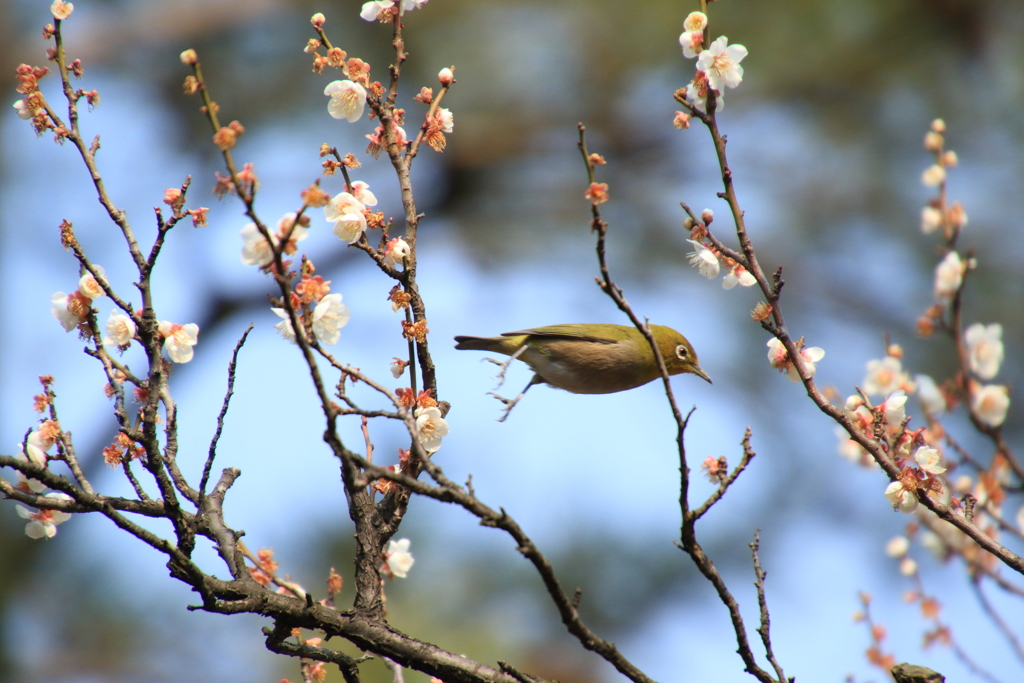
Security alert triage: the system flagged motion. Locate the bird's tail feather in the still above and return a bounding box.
[454,335,522,355]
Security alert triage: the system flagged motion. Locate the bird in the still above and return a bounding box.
[454,323,711,419]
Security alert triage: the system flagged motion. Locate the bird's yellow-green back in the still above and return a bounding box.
[454,323,710,395]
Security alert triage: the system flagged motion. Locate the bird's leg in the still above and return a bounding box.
[483,343,528,390]
[488,374,543,423]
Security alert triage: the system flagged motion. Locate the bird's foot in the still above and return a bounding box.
[487,390,526,423]
[483,344,528,390]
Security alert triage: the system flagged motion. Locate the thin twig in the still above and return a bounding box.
[750,531,787,683]
[361,416,375,465]
[200,325,253,501]
[692,427,756,520]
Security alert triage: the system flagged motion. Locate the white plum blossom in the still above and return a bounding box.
[158,321,199,363]
[324,80,367,122]
[103,310,137,347]
[972,384,1009,428]
[687,239,719,278]
[50,1,73,20]
[20,431,51,466]
[921,164,946,187]
[240,216,309,267]
[78,265,107,299]
[914,446,946,474]
[415,406,449,453]
[324,191,366,221]
[885,536,910,558]
[920,206,942,234]
[361,0,427,21]
[680,31,704,59]
[933,251,964,302]
[767,338,824,382]
[863,356,906,397]
[370,122,409,149]
[33,426,57,453]
[844,394,865,413]
[14,453,47,493]
[311,293,350,345]
[680,11,707,56]
[50,291,85,331]
[684,75,721,113]
[349,181,378,207]
[399,0,429,12]
[384,538,414,578]
[767,339,791,376]
[915,374,946,415]
[880,390,907,430]
[271,296,349,345]
[14,99,35,119]
[964,323,1003,380]
[697,36,747,92]
[271,307,296,342]
[16,492,73,539]
[885,481,918,514]
[722,265,755,289]
[51,288,94,331]
[384,238,411,268]
[358,0,382,20]
[683,11,707,32]
[276,212,308,239]
[240,222,275,266]
[844,395,874,432]
[333,213,368,244]
[900,558,918,576]
[436,107,454,133]
[796,345,825,380]
[324,191,368,243]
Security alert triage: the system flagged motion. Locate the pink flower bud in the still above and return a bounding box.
[438,67,454,86]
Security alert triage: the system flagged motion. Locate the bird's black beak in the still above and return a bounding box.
[691,364,712,384]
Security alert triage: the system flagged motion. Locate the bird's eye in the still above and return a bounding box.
[675,344,689,360]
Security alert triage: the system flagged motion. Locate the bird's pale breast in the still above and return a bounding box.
[520,337,656,394]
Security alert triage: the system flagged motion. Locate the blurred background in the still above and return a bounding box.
[2,0,1023,681]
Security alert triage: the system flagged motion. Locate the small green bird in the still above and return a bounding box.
[455,324,710,417]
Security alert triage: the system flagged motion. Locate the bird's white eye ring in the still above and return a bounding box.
[675,344,689,360]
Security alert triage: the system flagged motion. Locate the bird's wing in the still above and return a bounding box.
[501,325,619,344]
